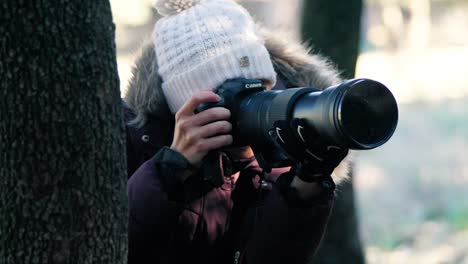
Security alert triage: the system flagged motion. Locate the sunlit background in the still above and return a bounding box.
[111,0,468,263]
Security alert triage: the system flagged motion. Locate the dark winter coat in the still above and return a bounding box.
[124,29,351,264]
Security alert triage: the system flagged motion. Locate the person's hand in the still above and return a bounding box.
[170,90,233,167]
[290,146,348,199]
[296,146,349,180]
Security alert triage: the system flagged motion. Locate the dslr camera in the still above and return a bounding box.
[196,78,398,170]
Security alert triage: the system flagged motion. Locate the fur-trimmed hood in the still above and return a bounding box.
[123,29,351,184]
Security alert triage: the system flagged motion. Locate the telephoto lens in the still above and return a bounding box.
[234,78,398,150]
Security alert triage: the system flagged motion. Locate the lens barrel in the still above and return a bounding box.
[234,78,398,150]
[292,79,398,149]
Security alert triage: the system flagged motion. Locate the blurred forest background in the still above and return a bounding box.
[111,0,468,263]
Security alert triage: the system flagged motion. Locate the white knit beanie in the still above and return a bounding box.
[152,0,277,113]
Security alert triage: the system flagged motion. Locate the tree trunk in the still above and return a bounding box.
[0,1,127,263]
[301,0,362,79]
[301,1,366,263]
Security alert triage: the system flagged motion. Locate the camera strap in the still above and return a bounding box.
[200,151,226,188]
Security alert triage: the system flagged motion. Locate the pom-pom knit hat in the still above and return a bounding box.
[153,0,277,113]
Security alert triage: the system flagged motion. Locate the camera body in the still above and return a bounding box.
[195,78,265,115]
[196,78,398,169]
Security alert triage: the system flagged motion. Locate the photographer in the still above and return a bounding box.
[124,0,350,263]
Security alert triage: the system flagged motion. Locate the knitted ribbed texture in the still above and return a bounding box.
[152,0,277,113]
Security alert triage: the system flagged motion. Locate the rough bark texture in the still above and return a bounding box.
[301,1,366,263]
[0,1,127,263]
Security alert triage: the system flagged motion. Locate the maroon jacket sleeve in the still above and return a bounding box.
[127,147,195,263]
[241,171,335,264]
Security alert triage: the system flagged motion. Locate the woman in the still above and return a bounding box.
[124,0,350,263]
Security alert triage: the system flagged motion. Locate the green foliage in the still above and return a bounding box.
[447,208,468,230]
[424,206,468,230]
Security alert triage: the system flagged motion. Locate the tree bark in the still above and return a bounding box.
[301,1,366,263]
[0,1,127,263]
